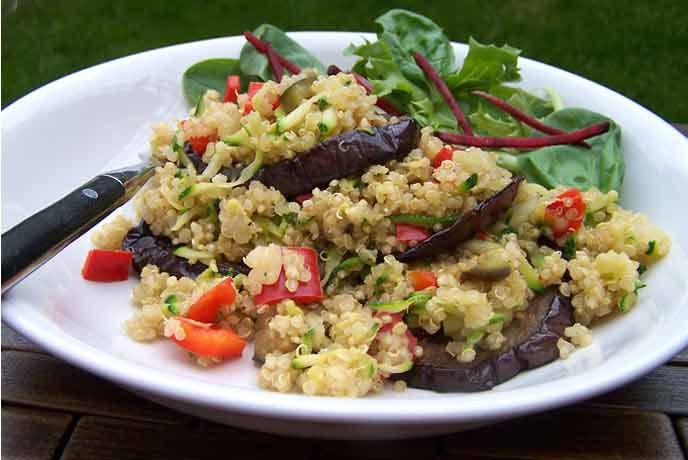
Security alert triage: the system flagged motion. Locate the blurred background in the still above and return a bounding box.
[2,0,687,120]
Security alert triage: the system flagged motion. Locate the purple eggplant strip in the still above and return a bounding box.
[393,287,573,392]
[184,118,420,200]
[254,117,420,198]
[122,221,248,279]
[396,176,524,262]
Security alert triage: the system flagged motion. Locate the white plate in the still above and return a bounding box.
[3,32,688,440]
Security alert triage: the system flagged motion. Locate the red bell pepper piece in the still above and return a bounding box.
[81,249,132,282]
[408,270,438,291]
[188,134,217,155]
[432,146,455,168]
[253,247,323,305]
[476,230,492,241]
[376,312,418,355]
[396,224,431,243]
[544,188,586,239]
[242,81,280,115]
[171,318,246,358]
[223,75,241,103]
[185,278,237,323]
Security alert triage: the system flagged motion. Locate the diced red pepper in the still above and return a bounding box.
[247,81,264,96]
[188,134,217,155]
[544,188,586,239]
[241,81,279,115]
[396,224,431,243]
[476,230,492,241]
[253,247,323,305]
[185,278,237,323]
[295,193,313,205]
[223,75,241,103]
[376,312,418,356]
[408,270,438,291]
[432,146,455,168]
[171,318,246,358]
[81,249,132,282]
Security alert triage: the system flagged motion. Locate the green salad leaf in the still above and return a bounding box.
[446,38,521,93]
[182,58,252,107]
[347,14,548,133]
[239,24,325,81]
[468,86,555,137]
[497,108,623,192]
[346,11,458,130]
[375,9,455,84]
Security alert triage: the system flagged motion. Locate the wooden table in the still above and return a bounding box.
[3,125,687,460]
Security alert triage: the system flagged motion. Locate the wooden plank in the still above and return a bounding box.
[317,437,438,460]
[2,350,184,423]
[2,322,43,353]
[1,405,73,460]
[672,347,688,366]
[444,406,683,460]
[587,365,688,415]
[61,415,314,460]
[677,418,688,455]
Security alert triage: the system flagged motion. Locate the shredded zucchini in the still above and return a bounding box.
[390,214,458,228]
[227,150,264,188]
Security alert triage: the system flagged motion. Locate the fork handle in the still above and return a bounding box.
[1,175,126,294]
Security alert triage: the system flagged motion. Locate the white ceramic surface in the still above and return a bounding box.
[2,32,688,440]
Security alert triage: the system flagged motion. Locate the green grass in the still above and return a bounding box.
[3,0,687,120]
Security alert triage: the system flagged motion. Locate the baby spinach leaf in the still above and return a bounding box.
[239,24,325,81]
[182,58,245,107]
[497,108,623,193]
[446,38,522,93]
[375,9,455,83]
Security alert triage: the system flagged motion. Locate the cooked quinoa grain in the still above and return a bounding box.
[102,69,670,397]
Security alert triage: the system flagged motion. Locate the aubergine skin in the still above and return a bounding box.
[183,118,419,199]
[122,221,248,279]
[396,176,524,262]
[254,117,420,199]
[394,287,574,392]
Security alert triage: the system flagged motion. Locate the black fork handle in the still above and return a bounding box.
[1,175,127,294]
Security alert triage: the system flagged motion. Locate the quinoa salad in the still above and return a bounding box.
[85,10,671,397]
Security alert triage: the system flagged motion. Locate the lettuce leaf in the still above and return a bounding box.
[348,11,533,133]
[346,39,456,130]
[446,38,522,93]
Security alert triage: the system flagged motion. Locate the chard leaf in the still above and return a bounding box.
[239,24,325,81]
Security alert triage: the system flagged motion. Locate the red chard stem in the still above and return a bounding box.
[244,31,301,76]
[413,52,473,136]
[265,44,283,81]
[472,90,590,148]
[436,121,609,149]
[326,65,404,115]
